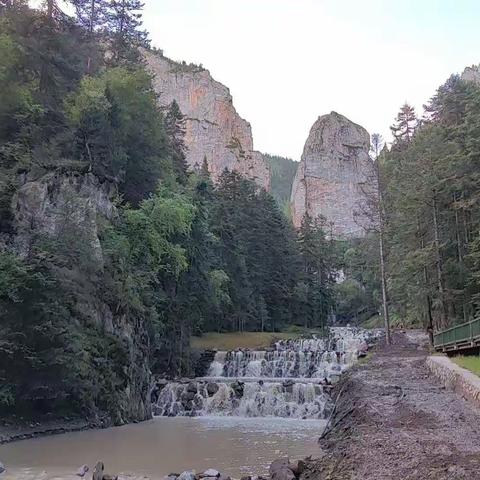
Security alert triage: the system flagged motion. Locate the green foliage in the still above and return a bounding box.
[0,2,339,421]
[264,153,298,212]
[296,214,336,329]
[66,67,171,204]
[382,75,480,331]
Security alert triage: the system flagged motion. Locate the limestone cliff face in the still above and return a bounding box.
[144,50,270,190]
[291,112,374,238]
[11,172,151,424]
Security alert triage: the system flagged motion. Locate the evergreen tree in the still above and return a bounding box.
[390,103,417,143]
[165,100,189,185]
[106,0,148,64]
[70,0,107,33]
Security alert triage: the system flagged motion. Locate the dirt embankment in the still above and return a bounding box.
[303,331,480,480]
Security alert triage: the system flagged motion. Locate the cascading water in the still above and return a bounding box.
[154,327,377,420]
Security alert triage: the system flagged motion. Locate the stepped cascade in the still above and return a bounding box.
[154,328,375,419]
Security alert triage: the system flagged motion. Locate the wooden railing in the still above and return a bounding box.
[433,318,480,351]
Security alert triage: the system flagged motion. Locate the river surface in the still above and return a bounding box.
[0,417,325,479]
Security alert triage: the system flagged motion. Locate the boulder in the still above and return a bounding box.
[206,382,219,396]
[178,470,196,480]
[0,462,5,475]
[75,464,89,477]
[289,460,306,476]
[269,459,295,480]
[200,469,221,478]
[187,382,198,393]
[92,462,104,480]
[182,391,196,402]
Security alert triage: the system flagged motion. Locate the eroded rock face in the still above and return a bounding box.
[291,112,375,238]
[12,172,116,262]
[144,50,270,190]
[11,172,151,425]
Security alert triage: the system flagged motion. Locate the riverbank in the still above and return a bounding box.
[0,417,93,445]
[307,330,480,479]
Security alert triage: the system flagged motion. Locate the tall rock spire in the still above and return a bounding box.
[291,112,375,238]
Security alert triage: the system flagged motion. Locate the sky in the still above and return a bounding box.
[141,0,480,160]
[31,0,480,160]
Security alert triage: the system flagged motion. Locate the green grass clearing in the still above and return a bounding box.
[191,331,303,350]
[452,355,480,377]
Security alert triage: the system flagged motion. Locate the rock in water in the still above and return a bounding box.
[269,459,295,480]
[178,470,196,480]
[92,462,104,480]
[76,464,89,477]
[143,49,270,190]
[0,461,5,474]
[291,111,375,238]
[200,469,221,478]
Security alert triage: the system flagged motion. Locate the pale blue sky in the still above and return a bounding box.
[143,0,480,159]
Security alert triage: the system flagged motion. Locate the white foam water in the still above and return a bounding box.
[154,327,377,419]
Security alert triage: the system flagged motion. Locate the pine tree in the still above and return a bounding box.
[390,103,417,143]
[165,100,189,184]
[106,0,149,63]
[70,0,107,33]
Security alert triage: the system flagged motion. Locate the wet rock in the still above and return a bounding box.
[283,380,294,393]
[178,470,196,480]
[162,475,178,480]
[200,469,220,478]
[230,380,244,398]
[182,391,196,402]
[269,459,295,480]
[289,460,306,476]
[206,382,219,396]
[187,382,198,393]
[76,464,89,477]
[102,475,118,480]
[92,462,104,480]
[0,462,5,475]
[329,374,341,384]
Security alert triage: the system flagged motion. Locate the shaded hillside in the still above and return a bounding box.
[264,154,298,213]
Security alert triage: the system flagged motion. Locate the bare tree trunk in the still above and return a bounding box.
[379,227,391,345]
[375,158,391,345]
[432,192,448,327]
[419,220,434,344]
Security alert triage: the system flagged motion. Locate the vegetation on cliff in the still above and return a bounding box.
[264,154,298,214]
[0,2,336,422]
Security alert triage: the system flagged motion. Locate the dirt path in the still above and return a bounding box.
[305,330,480,480]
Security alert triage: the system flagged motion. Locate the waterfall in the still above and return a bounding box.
[154,327,377,420]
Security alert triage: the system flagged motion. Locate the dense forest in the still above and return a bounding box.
[264,153,298,215]
[377,76,480,334]
[0,1,336,422]
[337,73,480,336]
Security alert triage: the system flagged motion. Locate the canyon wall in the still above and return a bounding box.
[11,171,152,425]
[291,112,375,238]
[144,50,270,190]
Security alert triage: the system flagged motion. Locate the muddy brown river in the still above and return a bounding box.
[0,417,324,479]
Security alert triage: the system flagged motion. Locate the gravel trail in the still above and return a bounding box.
[304,330,480,480]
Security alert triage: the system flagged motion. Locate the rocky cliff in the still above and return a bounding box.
[144,50,270,190]
[291,112,374,238]
[10,171,151,425]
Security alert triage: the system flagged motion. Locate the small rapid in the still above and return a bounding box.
[154,327,377,419]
